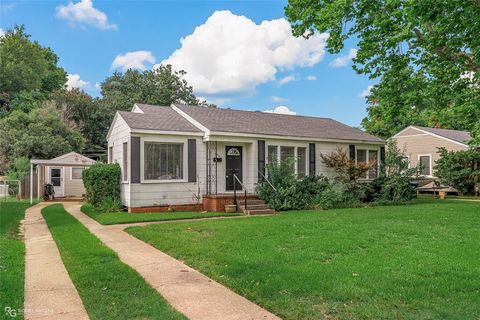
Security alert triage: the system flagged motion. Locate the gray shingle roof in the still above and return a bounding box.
[118,106,202,133]
[413,126,471,144]
[173,104,384,143]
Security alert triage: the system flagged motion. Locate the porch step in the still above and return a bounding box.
[238,204,270,211]
[245,208,276,215]
[236,199,265,206]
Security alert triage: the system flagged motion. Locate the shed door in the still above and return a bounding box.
[49,167,64,197]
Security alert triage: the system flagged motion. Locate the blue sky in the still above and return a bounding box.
[0,0,373,127]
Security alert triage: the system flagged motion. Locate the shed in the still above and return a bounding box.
[30,152,95,203]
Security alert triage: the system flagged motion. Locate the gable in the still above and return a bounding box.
[52,152,95,164]
[394,127,426,137]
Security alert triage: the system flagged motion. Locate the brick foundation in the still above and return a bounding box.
[202,194,259,212]
[128,203,203,213]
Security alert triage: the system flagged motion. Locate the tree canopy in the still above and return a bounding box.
[285,0,480,141]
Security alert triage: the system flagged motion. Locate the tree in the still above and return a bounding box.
[52,89,113,155]
[285,0,480,140]
[0,106,84,173]
[0,25,67,113]
[320,147,375,184]
[100,65,201,111]
[434,147,480,195]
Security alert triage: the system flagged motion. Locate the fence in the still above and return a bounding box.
[0,180,21,201]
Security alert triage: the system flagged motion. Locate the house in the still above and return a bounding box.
[392,126,472,178]
[29,152,96,203]
[107,103,385,212]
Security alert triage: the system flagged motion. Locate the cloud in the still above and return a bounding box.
[158,10,329,95]
[359,85,373,98]
[264,105,296,115]
[277,75,296,86]
[111,51,156,71]
[329,48,357,68]
[56,0,117,30]
[0,28,4,37]
[66,74,89,89]
[271,95,286,103]
[306,75,317,81]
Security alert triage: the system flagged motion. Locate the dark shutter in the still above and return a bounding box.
[258,140,265,182]
[349,144,356,160]
[309,143,316,176]
[188,139,197,182]
[130,137,140,183]
[380,146,385,164]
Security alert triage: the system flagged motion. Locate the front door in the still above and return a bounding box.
[225,146,243,191]
[49,167,64,197]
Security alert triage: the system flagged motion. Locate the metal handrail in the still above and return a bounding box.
[258,170,277,211]
[233,173,248,212]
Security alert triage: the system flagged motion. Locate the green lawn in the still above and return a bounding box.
[81,203,239,225]
[127,200,480,320]
[42,204,186,320]
[0,200,34,320]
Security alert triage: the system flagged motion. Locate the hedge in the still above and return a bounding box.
[82,163,121,206]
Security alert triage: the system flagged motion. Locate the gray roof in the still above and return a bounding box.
[132,103,384,143]
[174,104,383,143]
[414,126,471,144]
[118,106,202,133]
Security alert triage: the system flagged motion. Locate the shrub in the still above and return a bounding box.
[82,163,121,206]
[97,197,122,212]
[434,147,480,195]
[313,182,362,210]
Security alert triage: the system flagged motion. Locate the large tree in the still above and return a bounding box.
[0,106,84,172]
[285,0,480,141]
[0,25,67,114]
[100,65,202,111]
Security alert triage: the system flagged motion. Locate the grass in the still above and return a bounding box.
[0,200,34,320]
[42,204,186,320]
[127,199,480,320]
[81,203,239,225]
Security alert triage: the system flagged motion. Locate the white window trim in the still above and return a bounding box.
[70,167,84,180]
[140,137,188,184]
[266,143,309,177]
[418,153,433,177]
[356,148,380,180]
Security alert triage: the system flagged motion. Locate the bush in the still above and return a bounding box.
[82,163,121,206]
[434,147,480,195]
[313,182,362,210]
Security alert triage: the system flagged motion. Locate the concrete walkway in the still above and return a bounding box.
[23,203,89,320]
[63,202,280,320]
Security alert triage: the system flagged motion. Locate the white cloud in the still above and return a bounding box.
[157,10,329,95]
[264,105,296,115]
[277,75,296,86]
[66,74,89,89]
[94,82,101,89]
[0,28,4,37]
[306,75,317,81]
[111,51,156,71]
[271,95,286,103]
[329,48,357,68]
[56,0,117,30]
[359,85,373,98]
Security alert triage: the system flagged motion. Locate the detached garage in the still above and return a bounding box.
[29,152,95,203]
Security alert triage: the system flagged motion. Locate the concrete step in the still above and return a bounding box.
[236,199,265,206]
[239,204,270,211]
[245,208,276,215]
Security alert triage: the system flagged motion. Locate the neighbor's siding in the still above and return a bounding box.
[107,115,131,206]
[393,133,468,175]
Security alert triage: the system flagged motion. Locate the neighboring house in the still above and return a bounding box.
[392,126,472,177]
[29,152,95,202]
[107,103,385,211]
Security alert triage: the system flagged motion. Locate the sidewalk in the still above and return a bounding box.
[63,202,280,320]
[23,203,89,320]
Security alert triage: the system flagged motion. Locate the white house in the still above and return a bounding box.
[107,104,385,212]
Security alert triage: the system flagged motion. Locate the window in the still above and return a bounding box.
[108,146,113,163]
[280,146,295,173]
[357,149,367,179]
[419,155,431,176]
[357,149,378,179]
[144,142,184,180]
[268,145,278,163]
[122,142,128,181]
[71,167,84,179]
[368,150,378,179]
[297,147,307,178]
